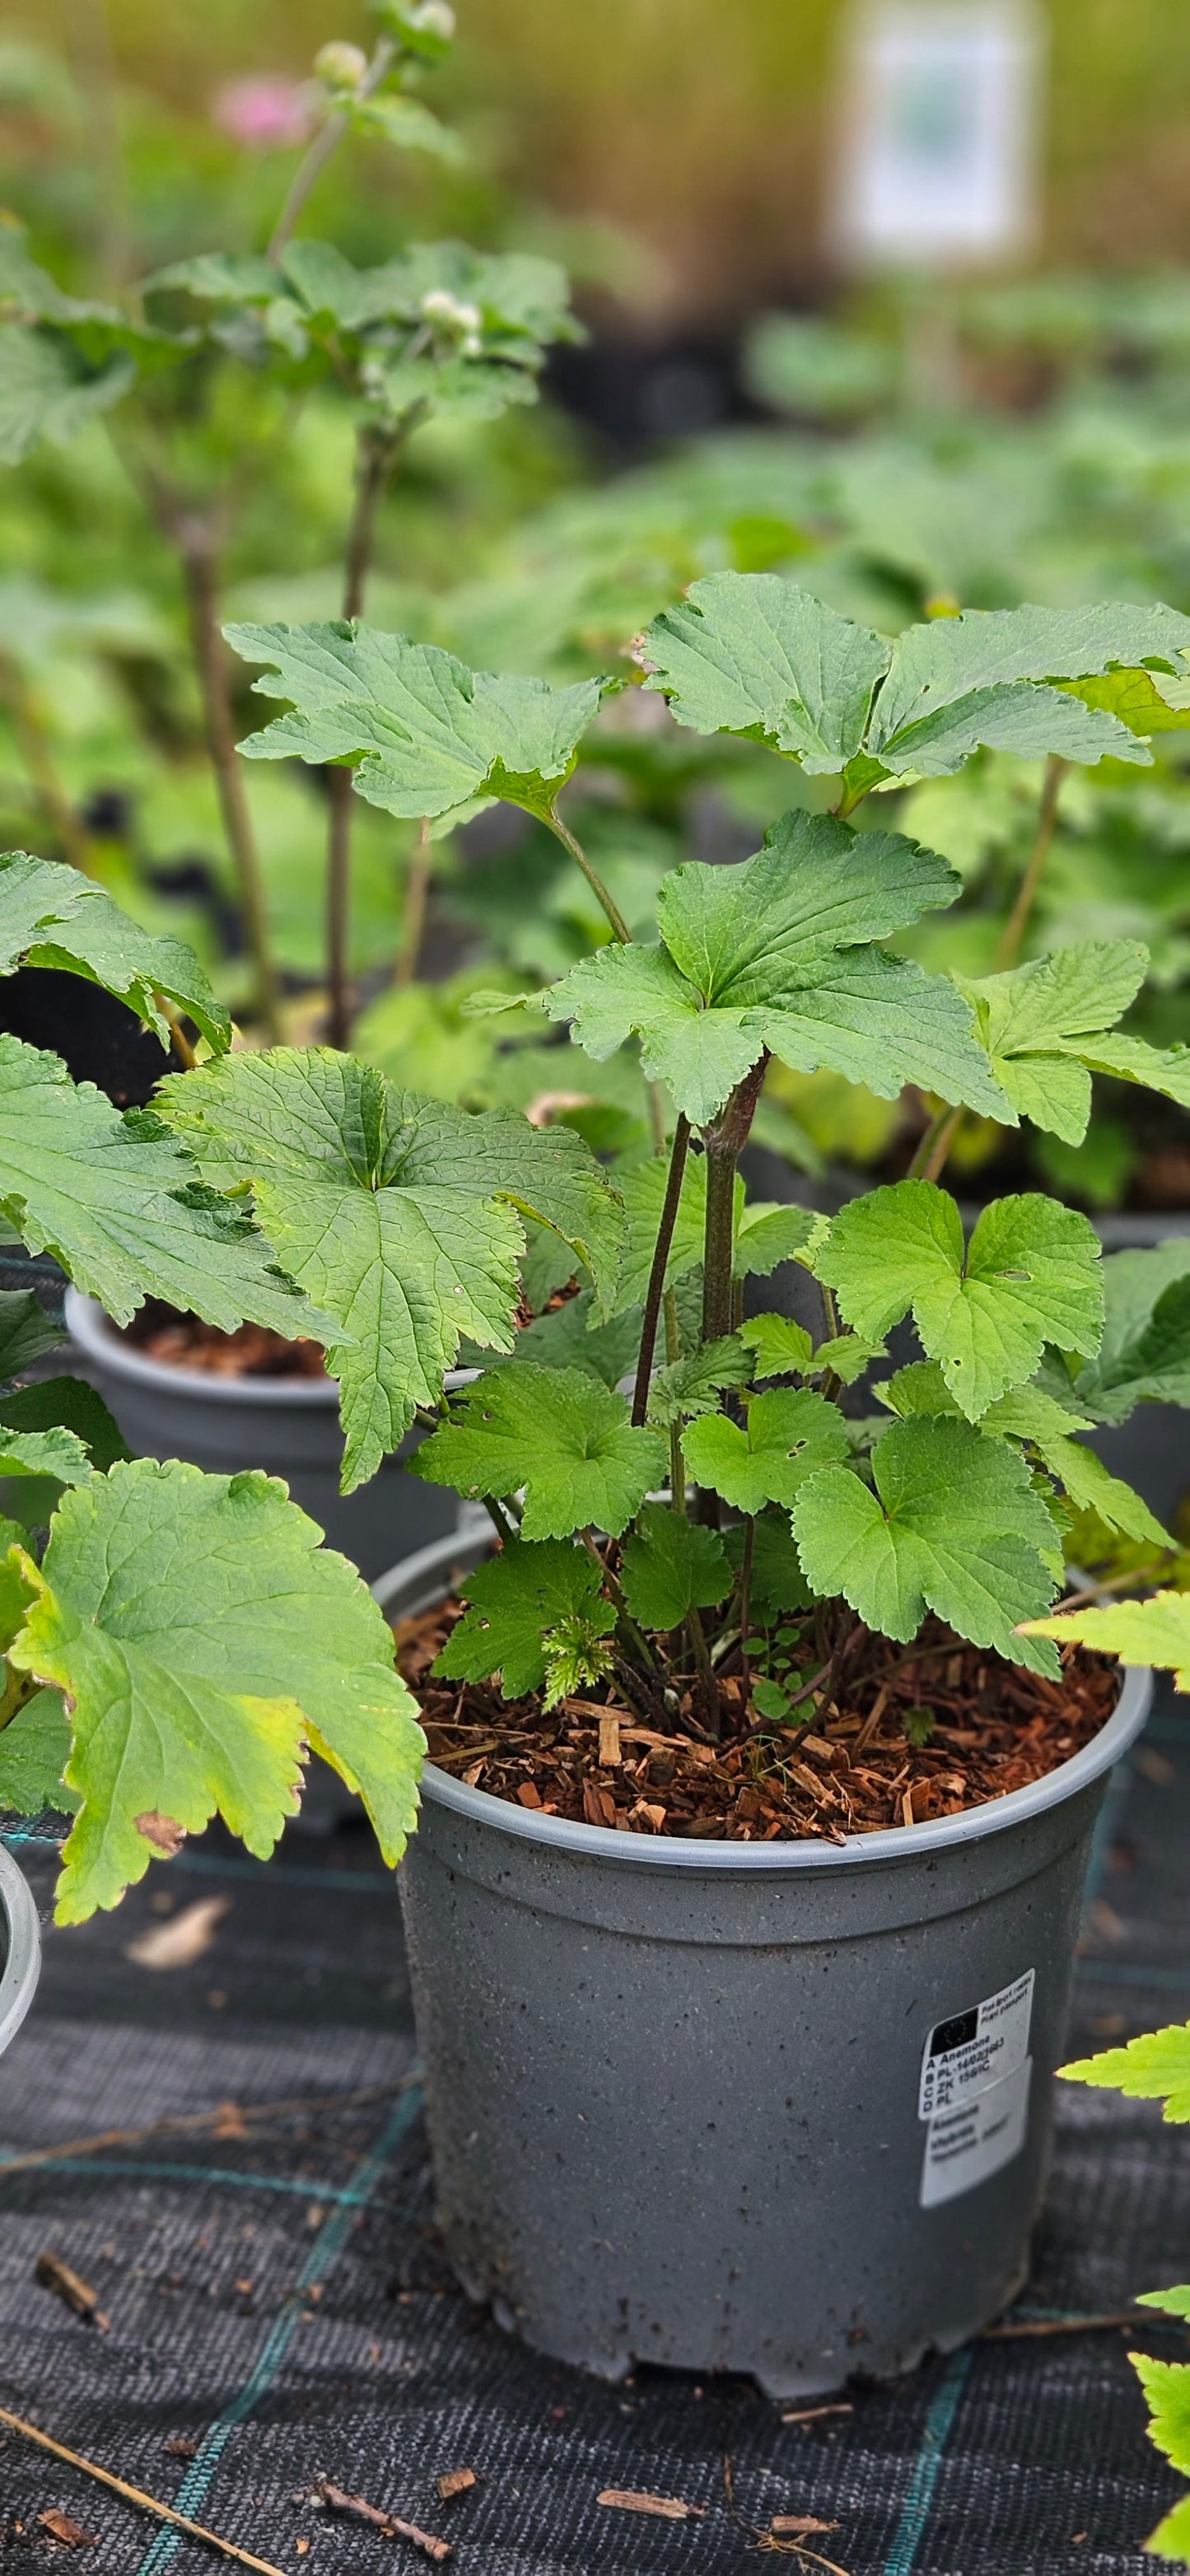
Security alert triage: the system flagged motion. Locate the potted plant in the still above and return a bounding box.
[0,12,582,1574]
[114,572,1188,2393]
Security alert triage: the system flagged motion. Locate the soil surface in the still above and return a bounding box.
[123,1300,325,1380]
[394,1599,1120,1842]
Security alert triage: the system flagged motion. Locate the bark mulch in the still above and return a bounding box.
[394,1601,1119,1843]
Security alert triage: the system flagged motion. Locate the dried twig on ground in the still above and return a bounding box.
[308,2480,451,2562]
[34,2253,109,2331]
[0,2408,287,2575]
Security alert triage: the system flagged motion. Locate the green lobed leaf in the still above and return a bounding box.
[225,621,604,826]
[740,1312,884,1382]
[1133,2358,1190,2482]
[546,816,1009,1127]
[0,1374,132,1474]
[9,1458,424,1921]
[792,1413,1061,1671]
[647,1336,749,1429]
[869,602,1190,777]
[723,1510,814,1617]
[959,942,1190,1144]
[1061,2021,1190,2117]
[432,1538,612,1700]
[1021,1589,1190,1688]
[156,1052,622,1491]
[480,1286,642,1389]
[818,1182,1103,1420]
[0,850,231,1053]
[682,1387,849,1515]
[640,572,891,770]
[0,1686,74,1818]
[1068,1244,1190,1425]
[0,1035,337,1342]
[410,1363,665,1540]
[1145,2485,1190,2563]
[0,1286,65,1379]
[0,327,134,464]
[0,1425,93,1485]
[620,1503,731,1630]
[881,1362,1167,1548]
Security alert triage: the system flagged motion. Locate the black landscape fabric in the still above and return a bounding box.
[2,1682,1190,2576]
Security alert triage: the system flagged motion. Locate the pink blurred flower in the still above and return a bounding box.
[213,77,316,152]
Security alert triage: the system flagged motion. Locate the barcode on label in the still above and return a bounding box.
[918,1970,1035,2122]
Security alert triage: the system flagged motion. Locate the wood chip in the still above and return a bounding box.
[597,2490,705,2520]
[34,2253,109,2331]
[599,1711,622,1768]
[124,1896,232,1970]
[800,1735,835,1763]
[37,2511,96,2547]
[435,2469,477,2503]
[770,2516,838,2536]
[516,1781,543,1809]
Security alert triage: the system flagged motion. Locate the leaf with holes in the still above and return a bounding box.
[225,622,604,827]
[547,814,1007,1127]
[156,1052,622,1490]
[682,1387,848,1515]
[793,1414,1060,1670]
[0,849,230,1054]
[620,1504,731,1631]
[432,1538,612,1700]
[411,1364,665,1539]
[8,1458,424,1921]
[817,1181,1103,1420]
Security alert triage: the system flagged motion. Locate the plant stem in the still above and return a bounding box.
[578,1528,657,1672]
[267,41,398,267]
[996,754,1068,970]
[738,1515,754,1699]
[908,1103,964,1184]
[686,1603,719,1736]
[155,998,197,1070]
[180,534,282,1042]
[325,420,409,1049]
[701,1057,770,1344]
[632,1114,690,1425]
[481,1494,519,1549]
[396,816,432,987]
[544,808,632,945]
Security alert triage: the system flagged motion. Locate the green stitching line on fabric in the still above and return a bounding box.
[883,2349,972,2576]
[134,2082,423,2575]
[0,2154,419,2210]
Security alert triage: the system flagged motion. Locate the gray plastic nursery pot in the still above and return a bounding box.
[378,1529,1151,2399]
[65,1289,460,1583]
[0,1844,40,2061]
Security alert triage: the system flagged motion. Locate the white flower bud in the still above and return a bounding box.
[410,2,456,38]
[420,289,483,337]
[313,40,368,90]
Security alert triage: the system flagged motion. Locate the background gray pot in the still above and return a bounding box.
[66,1289,460,1582]
[380,1530,1150,2398]
[0,1844,40,2060]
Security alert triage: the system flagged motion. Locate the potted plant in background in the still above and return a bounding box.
[110,570,1190,2394]
[0,1,582,1577]
[0,856,427,2041]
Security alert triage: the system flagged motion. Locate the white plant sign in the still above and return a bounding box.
[830,0,1045,268]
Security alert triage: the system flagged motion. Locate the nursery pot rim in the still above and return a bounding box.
[66,1288,473,1412]
[0,1841,40,2057]
[376,1530,1152,1878]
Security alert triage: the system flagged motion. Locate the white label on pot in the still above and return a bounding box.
[919,2056,1032,2208]
[918,1969,1034,2122]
